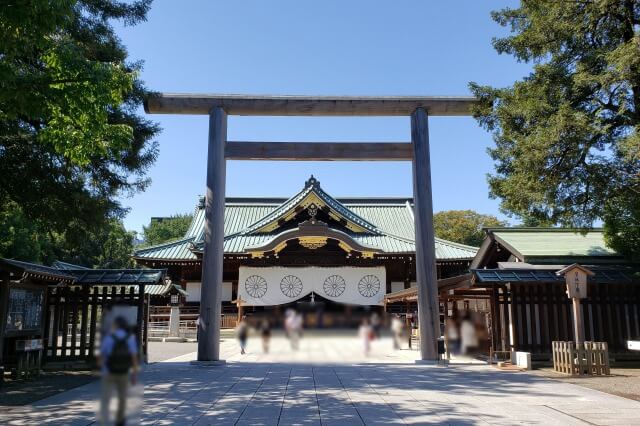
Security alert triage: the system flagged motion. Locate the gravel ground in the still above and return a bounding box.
[531,367,640,402]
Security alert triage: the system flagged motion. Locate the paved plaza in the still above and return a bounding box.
[2,333,640,425]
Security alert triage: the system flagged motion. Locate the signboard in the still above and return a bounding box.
[5,287,44,333]
[565,269,588,299]
[628,340,640,351]
[16,338,44,352]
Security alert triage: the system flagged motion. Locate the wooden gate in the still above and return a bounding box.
[44,284,147,364]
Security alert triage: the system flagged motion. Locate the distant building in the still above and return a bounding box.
[470,228,639,359]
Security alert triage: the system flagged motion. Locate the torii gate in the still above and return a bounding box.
[144,94,477,362]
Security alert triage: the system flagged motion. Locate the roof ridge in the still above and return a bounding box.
[134,236,195,254]
[237,181,383,236]
[434,237,479,251]
[487,227,604,233]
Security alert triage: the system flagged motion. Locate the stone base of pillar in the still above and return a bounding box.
[190,360,226,367]
[414,359,440,365]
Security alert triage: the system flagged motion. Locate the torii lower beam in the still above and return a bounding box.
[144,93,478,363]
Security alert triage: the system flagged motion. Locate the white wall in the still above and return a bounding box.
[186,282,201,302]
[222,282,232,302]
[391,281,405,293]
[185,281,233,302]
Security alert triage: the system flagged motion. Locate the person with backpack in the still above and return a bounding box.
[99,315,139,426]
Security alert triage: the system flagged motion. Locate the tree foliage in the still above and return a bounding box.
[0,203,134,268]
[470,0,640,260]
[433,210,506,247]
[0,0,159,250]
[142,214,193,247]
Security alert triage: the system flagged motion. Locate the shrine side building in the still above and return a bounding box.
[133,177,477,321]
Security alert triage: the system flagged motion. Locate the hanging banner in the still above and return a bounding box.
[238,266,386,306]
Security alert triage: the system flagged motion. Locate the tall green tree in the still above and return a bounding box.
[470,0,640,261]
[0,204,134,268]
[57,218,136,268]
[142,213,193,247]
[433,210,506,247]
[0,0,159,249]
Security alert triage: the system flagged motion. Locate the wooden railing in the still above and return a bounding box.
[552,341,610,376]
[148,314,237,339]
[221,315,237,329]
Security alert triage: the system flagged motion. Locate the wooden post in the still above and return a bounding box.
[443,297,450,360]
[573,298,585,344]
[197,106,227,362]
[411,107,440,361]
[237,298,244,323]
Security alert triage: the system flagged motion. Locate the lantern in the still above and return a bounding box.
[171,293,180,306]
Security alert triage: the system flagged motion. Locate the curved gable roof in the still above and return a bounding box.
[240,176,381,235]
[133,177,479,261]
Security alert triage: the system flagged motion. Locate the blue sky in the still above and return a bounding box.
[115,0,530,233]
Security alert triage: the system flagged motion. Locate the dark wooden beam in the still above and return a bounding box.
[411,107,440,361]
[224,142,413,161]
[144,93,477,116]
[197,106,226,363]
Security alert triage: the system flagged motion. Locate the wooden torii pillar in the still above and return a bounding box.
[144,94,477,362]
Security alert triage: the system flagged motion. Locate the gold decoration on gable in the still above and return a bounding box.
[298,236,327,250]
[273,241,288,254]
[338,241,353,254]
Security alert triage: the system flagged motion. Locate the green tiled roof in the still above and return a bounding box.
[1,258,167,291]
[240,176,381,235]
[473,268,636,284]
[134,237,198,260]
[491,228,619,262]
[66,269,164,284]
[0,258,75,282]
[133,180,478,261]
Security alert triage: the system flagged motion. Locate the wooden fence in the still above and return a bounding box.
[504,282,640,357]
[552,341,610,375]
[44,285,146,364]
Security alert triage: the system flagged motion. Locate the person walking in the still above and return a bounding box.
[391,314,404,350]
[285,309,302,350]
[370,312,381,339]
[460,313,478,355]
[99,316,138,426]
[237,316,249,354]
[359,318,373,356]
[259,319,271,354]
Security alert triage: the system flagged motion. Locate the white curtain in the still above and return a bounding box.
[238,266,386,306]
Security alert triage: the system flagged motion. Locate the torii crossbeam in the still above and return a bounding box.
[144,93,478,362]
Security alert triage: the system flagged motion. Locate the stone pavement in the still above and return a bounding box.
[2,334,640,425]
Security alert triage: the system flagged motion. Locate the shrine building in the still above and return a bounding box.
[133,176,477,325]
